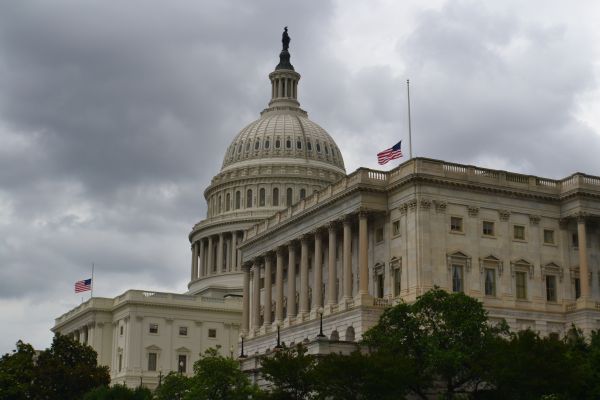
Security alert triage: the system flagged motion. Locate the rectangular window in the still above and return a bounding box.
[516,271,527,299]
[482,221,495,236]
[392,220,400,236]
[543,229,555,244]
[450,217,463,232]
[452,265,463,293]
[208,328,217,338]
[148,352,157,371]
[179,326,188,336]
[572,233,579,247]
[546,275,557,302]
[575,278,581,299]
[119,325,123,336]
[514,225,525,240]
[375,227,384,243]
[394,268,401,297]
[178,355,186,373]
[376,274,384,298]
[149,323,158,334]
[484,268,496,296]
[118,354,122,372]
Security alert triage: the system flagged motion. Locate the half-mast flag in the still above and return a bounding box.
[75,278,92,293]
[377,140,403,165]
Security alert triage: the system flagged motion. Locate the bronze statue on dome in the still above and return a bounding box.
[282,26,290,51]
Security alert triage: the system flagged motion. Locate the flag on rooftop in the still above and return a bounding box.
[75,278,92,293]
[377,140,403,165]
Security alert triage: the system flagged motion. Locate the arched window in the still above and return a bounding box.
[246,189,253,208]
[276,139,281,148]
[265,140,270,149]
[226,193,231,211]
[300,188,306,199]
[296,140,302,149]
[246,142,251,151]
[218,195,222,213]
[259,188,265,207]
[272,188,279,206]
[316,143,321,152]
[307,141,312,151]
[254,141,260,150]
[286,188,293,206]
[235,191,241,209]
[286,139,291,149]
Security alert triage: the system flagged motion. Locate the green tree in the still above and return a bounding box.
[185,348,259,400]
[154,372,191,400]
[362,287,508,399]
[0,340,37,400]
[313,350,410,400]
[83,384,152,400]
[260,344,317,400]
[34,334,110,400]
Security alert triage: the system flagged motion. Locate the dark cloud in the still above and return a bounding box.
[1,0,599,353]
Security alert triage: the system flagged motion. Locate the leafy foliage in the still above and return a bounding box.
[82,384,152,400]
[154,372,190,400]
[260,344,318,400]
[184,348,259,400]
[0,340,36,400]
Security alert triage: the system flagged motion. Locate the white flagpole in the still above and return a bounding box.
[91,263,95,298]
[407,79,413,159]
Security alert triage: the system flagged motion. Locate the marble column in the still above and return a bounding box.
[241,263,250,334]
[313,230,323,310]
[207,236,214,276]
[358,212,369,295]
[217,233,224,273]
[191,242,198,281]
[299,236,310,317]
[343,217,352,301]
[287,242,297,319]
[275,247,284,323]
[264,254,273,327]
[577,215,590,298]
[252,261,261,331]
[231,231,238,272]
[327,222,337,306]
[199,238,205,277]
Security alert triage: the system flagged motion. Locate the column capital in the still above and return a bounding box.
[358,209,370,219]
[328,221,339,231]
[276,246,286,256]
[300,234,311,244]
[264,250,276,260]
[342,214,353,225]
[576,212,589,223]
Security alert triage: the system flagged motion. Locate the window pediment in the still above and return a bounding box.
[447,251,472,272]
[511,258,534,277]
[145,345,161,351]
[175,346,191,353]
[480,255,503,275]
[542,262,563,281]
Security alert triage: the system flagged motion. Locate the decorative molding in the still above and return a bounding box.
[407,200,417,212]
[434,200,447,213]
[467,206,479,217]
[498,210,510,221]
[541,262,563,282]
[510,259,534,278]
[399,203,408,215]
[419,199,432,210]
[529,215,540,225]
[479,255,503,275]
[447,251,472,272]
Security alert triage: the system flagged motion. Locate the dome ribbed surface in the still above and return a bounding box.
[221,112,345,171]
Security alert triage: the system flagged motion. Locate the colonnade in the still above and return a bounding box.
[241,212,370,334]
[190,230,243,280]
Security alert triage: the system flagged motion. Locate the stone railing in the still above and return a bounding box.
[243,157,600,242]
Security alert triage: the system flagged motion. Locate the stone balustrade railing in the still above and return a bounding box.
[244,158,600,242]
[54,290,243,325]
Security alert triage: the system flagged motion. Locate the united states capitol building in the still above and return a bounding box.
[53,30,600,387]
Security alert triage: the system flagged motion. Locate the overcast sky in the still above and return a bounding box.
[1,0,600,354]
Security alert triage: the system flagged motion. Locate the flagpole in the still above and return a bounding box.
[407,79,413,159]
[91,263,95,298]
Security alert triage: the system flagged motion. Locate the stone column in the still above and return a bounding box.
[252,261,261,332]
[231,231,238,272]
[264,254,273,328]
[343,217,352,301]
[275,247,284,323]
[199,238,205,277]
[217,233,224,273]
[241,263,250,334]
[313,230,323,310]
[577,215,590,298]
[358,212,369,296]
[207,236,214,276]
[299,236,310,318]
[287,242,297,319]
[327,222,337,307]
[191,242,198,281]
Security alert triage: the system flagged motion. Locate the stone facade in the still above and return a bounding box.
[52,290,241,389]
[238,159,600,372]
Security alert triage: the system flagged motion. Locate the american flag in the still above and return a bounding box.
[75,278,92,293]
[377,141,403,165]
